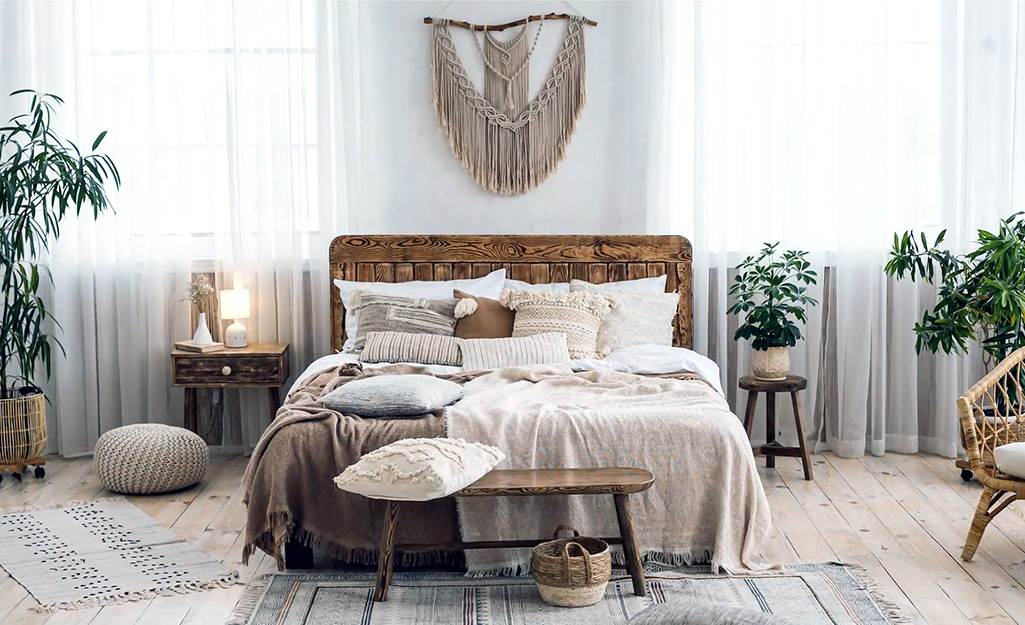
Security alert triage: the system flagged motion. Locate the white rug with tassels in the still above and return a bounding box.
[0,498,237,611]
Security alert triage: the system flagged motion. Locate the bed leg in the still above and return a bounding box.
[284,539,314,570]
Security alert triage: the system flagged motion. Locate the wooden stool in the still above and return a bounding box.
[373,467,654,601]
[740,375,813,481]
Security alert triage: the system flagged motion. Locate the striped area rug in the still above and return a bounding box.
[228,563,907,624]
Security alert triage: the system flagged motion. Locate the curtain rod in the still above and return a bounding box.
[423,13,597,32]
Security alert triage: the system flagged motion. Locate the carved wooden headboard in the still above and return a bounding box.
[328,235,693,353]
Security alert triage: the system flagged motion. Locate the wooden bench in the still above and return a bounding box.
[373,467,655,601]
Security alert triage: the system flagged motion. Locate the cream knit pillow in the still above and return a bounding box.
[333,438,506,501]
[500,289,612,359]
[571,282,678,353]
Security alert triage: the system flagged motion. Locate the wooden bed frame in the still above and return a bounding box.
[328,235,694,351]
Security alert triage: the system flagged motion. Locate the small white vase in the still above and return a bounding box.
[193,312,213,346]
[752,346,789,380]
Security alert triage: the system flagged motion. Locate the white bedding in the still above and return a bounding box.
[288,344,723,397]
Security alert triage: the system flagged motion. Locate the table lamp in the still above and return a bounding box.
[219,289,251,348]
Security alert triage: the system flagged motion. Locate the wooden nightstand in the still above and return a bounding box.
[171,343,290,433]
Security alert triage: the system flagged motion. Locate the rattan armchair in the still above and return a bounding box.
[958,346,1025,561]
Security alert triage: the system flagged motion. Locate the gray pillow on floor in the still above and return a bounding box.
[318,374,466,417]
[630,601,785,625]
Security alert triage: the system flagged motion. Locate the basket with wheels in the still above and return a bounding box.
[0,392,47,484]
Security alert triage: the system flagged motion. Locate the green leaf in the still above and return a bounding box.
[91,130,107,151]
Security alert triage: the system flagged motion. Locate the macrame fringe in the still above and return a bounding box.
[500,288,611,317]
[1,496,129,514]
[226,574,273,625]
[243,510,463,570]
[431,17,587,195]
[37,573,240,613]
[464,548,718,578]
[842,562,913,624]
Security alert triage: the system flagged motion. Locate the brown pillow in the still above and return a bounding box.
[453,289,515,339]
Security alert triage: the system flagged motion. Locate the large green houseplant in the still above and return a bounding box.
[0,90,118,466]
[884,212,1025,365]
[728,243,818,380]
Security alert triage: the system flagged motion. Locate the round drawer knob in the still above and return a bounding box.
[221,366,232,376]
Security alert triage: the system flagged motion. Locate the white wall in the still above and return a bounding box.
[354,1,661,235]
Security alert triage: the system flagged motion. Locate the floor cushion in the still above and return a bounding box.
[994,441,1025,479]
[629,601,785,624]
[94,424,208,494]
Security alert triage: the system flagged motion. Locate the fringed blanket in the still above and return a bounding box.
[448,365,773,574]
[242,364,771,573]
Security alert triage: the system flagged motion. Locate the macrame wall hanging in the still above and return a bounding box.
[424,12,597,195]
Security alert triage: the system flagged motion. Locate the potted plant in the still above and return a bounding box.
[884,213,1025,364]
[885,213,1025,480]
[728,243,818,380]
[0,90,118,471]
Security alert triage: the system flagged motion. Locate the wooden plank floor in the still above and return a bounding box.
[0,452,1022,624]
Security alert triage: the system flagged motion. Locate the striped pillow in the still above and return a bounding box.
[361,331,462,366]
[460,333,570,370]
[349,292,458,353]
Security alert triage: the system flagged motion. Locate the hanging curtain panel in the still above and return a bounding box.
[0,0,361,456]
[651,0,1025,458]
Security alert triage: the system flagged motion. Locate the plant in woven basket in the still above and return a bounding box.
[728,243,818,379]
[0,90,119,400]
[885,212,1025,366]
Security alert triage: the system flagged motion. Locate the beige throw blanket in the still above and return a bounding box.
[242,364,771,574]
[447,365,773,574]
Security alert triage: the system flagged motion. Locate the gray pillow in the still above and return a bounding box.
[318,374,466,417]
[348,292,459,353]
[630,601,785,625]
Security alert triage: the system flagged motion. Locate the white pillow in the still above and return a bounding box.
[569,275,667,294]
[460,333,570,370]
[572,283,678,353]
[334,269,506,352]
[994,441,1025,479]
[333,438,506,501]
[504,279,570,293]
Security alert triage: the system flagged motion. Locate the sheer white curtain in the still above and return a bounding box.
[0,0,360,456]
[653,0,1025,457]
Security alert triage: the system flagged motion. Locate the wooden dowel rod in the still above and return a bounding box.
[423,12,597,31]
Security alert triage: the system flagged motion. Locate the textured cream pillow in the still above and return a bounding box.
[571,283,678,353]
[333,438,506,501]
[361,331,463,366]
[460,333,570,370]
[500,289,612,359]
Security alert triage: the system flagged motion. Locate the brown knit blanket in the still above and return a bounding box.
[241,364,727,569]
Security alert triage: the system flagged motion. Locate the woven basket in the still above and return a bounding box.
[530,525,611,608]
[0,393,47,464]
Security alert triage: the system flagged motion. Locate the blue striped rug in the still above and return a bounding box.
[228,563,907,624]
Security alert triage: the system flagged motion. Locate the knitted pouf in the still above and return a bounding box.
[94,424,208,494]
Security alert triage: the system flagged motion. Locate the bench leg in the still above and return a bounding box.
[374,500,401,601]
[614,493,645,596]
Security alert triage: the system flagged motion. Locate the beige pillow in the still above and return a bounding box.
[360,331,463,366]
[499,289,612,359]
[453,290,515,339]
[572,283,678,353]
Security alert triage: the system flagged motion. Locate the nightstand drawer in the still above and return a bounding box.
[173,355,283,386]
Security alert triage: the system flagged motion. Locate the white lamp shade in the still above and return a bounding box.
[219,289,251,320]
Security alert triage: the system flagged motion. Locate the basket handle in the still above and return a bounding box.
[553,524,580,539]
[561,541,594,585]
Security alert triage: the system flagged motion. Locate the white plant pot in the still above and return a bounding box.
[193,312,213,346]
[752,346,790,381]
